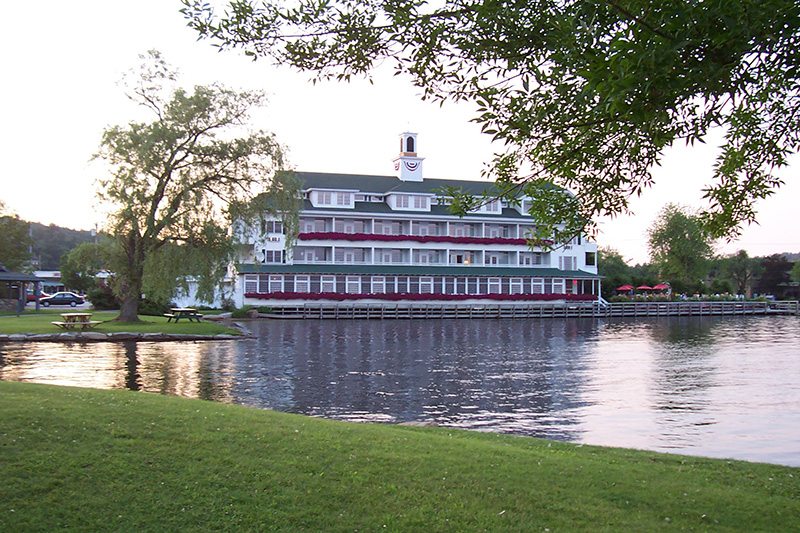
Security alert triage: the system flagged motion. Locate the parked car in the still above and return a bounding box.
[40,292,85,307]
[26,290,51,302]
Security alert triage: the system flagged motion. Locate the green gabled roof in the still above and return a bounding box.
[299,200,531,219]
[293,171,501,195]
[237,263,599,278]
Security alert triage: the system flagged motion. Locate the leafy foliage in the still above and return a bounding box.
[29,223,94,270]
[183,0,800,239]
[597,247,632,299]
[59,240,114,294]
[648,204,714,293]
[0,201,32,271]
[96,51,288,321]
[720,249,762,296]
[755,254,792,295]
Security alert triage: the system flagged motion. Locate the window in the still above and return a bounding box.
[395,195,409,208]
[559,256,577,270]
[244,275,258,293]
[371,276,385,294]
[413,196,428,209]
[262,220,282,233]
[585,252,596,266]
[354,194,366,202]
[294,275,310,293]
[510,278,523,295]
[318,191,332,205]
[336,192,350,206]
[485,254,499,265]
[320,276,336,293]
[406,136,415,152]
[260,249,283,264]
[258,274,269,293]
[485,200,501,213]
[419,277,434,294]
[345,276,361,294]
[268,275,283,293]
[532,278,544,294]
[487,277,501,294]
[552,278,566,294]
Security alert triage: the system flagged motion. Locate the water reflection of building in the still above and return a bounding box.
[244,319,593,441]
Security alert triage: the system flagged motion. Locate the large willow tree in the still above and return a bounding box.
[182,0,800,241]
[97,51,290,321]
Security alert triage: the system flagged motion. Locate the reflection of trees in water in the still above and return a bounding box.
[123,342,139,391]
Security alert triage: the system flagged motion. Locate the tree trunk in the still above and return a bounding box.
[117,293,142,322]
[115,232,145,322]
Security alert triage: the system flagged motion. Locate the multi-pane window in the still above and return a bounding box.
[345,276,361,294]
[259,250,283,264]
[552,278,566,293]
[419,277,434,294]
[395,195,409,208]
[318,191,332,205]
[485,200,501,213]
[532,278,544,294]
[268,275,283,293]
[371,276,386,294]
[413,196,428,209]
[336,192,350,206]
[294,275,310,293]
[244,275,258,293]
[509,278,523,295]
[559,256,577,270]
[321,276,336,293]
[487,277,501,294]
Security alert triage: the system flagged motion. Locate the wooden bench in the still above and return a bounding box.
[164,312,204,323]
[51,320,102,330]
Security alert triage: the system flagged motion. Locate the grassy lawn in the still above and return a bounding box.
[0,310,239,335]
[1,382,797,531]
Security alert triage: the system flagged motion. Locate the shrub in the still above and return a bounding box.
[138,298,173,317]
[230,306,253,319]
[87,285,119,310]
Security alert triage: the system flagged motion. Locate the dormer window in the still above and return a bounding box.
[486,200,501,213]
[336,192,351,206]
[413,196,428,209]
[318,191,332,205]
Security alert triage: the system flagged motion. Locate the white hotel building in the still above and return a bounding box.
[233,133,600,308]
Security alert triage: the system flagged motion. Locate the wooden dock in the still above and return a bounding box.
[259,300,799,320]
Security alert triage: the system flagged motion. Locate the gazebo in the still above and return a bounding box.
[0,264,43,313]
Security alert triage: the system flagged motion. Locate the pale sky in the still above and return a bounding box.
[2,1,798,264]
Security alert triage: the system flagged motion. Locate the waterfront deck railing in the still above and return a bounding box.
[259,300,798,319]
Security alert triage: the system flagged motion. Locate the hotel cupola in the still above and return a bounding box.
[393,131,425,182]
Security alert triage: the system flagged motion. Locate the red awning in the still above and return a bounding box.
[636,285,653,290]
[615,284,634,291]
[652,283,670,290]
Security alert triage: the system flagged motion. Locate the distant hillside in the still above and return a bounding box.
[29,222,94,270]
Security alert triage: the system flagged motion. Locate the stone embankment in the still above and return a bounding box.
[0,332,249,343]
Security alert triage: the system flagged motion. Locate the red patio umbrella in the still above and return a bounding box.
[636,285,653,290]
[652,283,670,290]
[615,284,634,291]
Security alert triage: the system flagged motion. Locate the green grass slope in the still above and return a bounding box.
[1,382,797,531]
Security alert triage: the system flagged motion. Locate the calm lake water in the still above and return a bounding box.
[1,316,799,466]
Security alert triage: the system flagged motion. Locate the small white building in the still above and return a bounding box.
[233,133,600,308]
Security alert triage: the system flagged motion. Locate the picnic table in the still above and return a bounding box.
[51,312,102,330]
[164,308,204,323]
